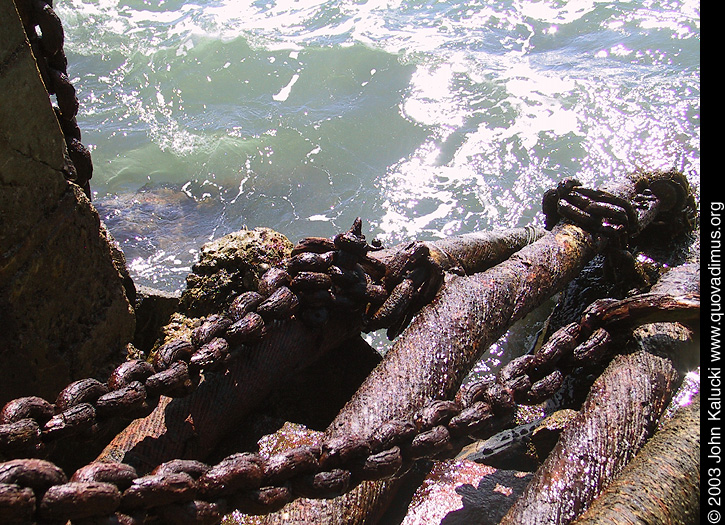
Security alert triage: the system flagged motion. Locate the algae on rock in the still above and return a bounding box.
[179,227,293,317]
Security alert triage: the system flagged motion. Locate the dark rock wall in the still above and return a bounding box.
[0,0,135,403]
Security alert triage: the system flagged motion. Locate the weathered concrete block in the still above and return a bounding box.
[0,1,135,403]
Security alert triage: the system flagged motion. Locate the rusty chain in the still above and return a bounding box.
[0,285,699,523]
[0,169,688,463]
[540,172,696,240]
[15,0,93,197]
[0,218,443,460]
[3,2,702,520]
[0,176,680,462]
[0,172,699,522]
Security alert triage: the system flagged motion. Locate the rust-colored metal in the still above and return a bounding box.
[331,224,598,437]
[1,173,689,523]
[572,395,700,525]
[97,318,362,473]
[250,174,675,524]
[498,260,698,525]
[369,226,545,276]
[96,227,545,474]
[498,350,679,525]
[254,222,602,524]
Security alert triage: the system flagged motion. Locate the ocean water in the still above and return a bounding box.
[56,0,700,294]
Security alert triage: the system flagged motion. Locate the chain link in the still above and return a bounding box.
[541,171,693,242]
[0,218,443,459]
[15,0,93,197]
[0,282,699,522]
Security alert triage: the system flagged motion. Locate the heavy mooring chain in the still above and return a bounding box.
[542,174,699,244]
[542,170,699,244]
[0,219,443,460]
[15,0,93,197]
[542,178,643,237]
[0,288,699,523]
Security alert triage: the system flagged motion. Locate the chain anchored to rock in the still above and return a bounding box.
[0,171,700,522]
[0,285,699,523]
[3,168,690,460]
[15,0,93,197]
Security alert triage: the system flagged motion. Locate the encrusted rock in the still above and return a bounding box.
[147,228,294,361]
[179,228,293,317]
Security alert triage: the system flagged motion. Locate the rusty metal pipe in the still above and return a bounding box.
[261,223,599,523]
[426,225,545,274]
[256,178,666,524]
[369,226,546,275]
[498,350,680,525]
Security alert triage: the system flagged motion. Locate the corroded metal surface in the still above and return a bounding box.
[572,396,700,525]
[94,225,547,474]
[372,226,546,276]
[498,350,679,525]
[0,171,701,523]
[331,224,597,436]
[254,222,601,524]
[498,260,699,525]
[251,173,695,524]
[98,317,362,473]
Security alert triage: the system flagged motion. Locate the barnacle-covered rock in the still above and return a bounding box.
[147,228,293,364]
[179,228,293,317]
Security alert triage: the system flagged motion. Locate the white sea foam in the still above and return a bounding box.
[56,0,699,291]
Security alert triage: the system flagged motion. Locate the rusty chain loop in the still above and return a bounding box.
[542,177,658,239]
[15,0,93,198]
[0,284,699,523]
[3,3,702,521]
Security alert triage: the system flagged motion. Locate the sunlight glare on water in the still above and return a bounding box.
[56,0,699,292]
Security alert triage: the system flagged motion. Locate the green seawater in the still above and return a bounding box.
[56,0,700,293]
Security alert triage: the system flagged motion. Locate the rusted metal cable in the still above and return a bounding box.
[0,221,549,464]
[498,258,699,525]
[571,395,700,525]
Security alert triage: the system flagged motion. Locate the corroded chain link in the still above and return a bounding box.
[0,218,443,460]
[542,177,657,238]
[542,170,698,242]
[0,288,699,523]
[15,0,93,197]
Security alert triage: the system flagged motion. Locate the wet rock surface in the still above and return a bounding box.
[401,459,532,525]
[180,228,294,318]
[0,1,134,403]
